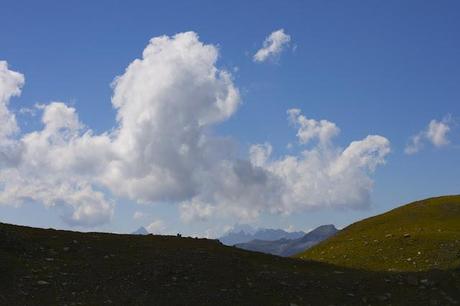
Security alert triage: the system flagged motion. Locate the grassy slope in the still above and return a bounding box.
[1,222,459,305]
[297,195,460,272]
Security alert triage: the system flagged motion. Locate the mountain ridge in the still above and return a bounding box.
[219,226,305,246]
[235,224,338,256]
[131,226,149,235]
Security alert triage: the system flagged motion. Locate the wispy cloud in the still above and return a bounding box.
[133,211,146,220]
[405,117,452,154]
[146,219,166,234]
[253,29,291,62]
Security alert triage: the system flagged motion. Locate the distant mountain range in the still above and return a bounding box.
[235,225,338,257]
[219,224,305,246]
[131,226,149,235]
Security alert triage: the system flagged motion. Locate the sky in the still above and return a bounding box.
[0,0,459,237]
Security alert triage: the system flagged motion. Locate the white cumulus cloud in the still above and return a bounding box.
[0,32,238,227]
[179,109,390,222]
[0,31,390,228]
[0,100,114,226]
[103,32,240,204]
[253,29,291,62]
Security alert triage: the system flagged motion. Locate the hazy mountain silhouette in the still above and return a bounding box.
[219,225,305,246]
[235,225,338,256]
[131,226,149,235]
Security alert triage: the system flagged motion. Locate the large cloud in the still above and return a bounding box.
[180,110,390,222]
[0,32,390,228]
[0,101,114,226]
[103,32,240,203]
[0,62,114,226]
[0,32,240,226]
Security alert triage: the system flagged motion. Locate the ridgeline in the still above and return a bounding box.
[1,195,460,305]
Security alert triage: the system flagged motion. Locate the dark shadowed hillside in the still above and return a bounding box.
[298,195,460,272]
[0,220,459,305]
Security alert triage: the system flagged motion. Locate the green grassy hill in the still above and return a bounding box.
[297,195,460,272]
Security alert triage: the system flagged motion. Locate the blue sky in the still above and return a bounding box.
[0,0,459,236]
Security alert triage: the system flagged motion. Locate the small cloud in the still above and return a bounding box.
[133,211,146,220]
[18,103,48,117]
[249,142,272,167]
[253,29,291,63]
[405,133,424,155]
[34,102,47,110]
[287,108,340,145]
[426,118,450,147]
[179,199,215,223]
[146,219,166,234]
[405,116,451,154]
[19,107,36,116]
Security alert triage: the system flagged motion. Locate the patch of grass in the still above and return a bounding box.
[297,195,460,272]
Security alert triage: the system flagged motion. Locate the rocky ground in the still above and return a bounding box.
[1,222,459,305]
